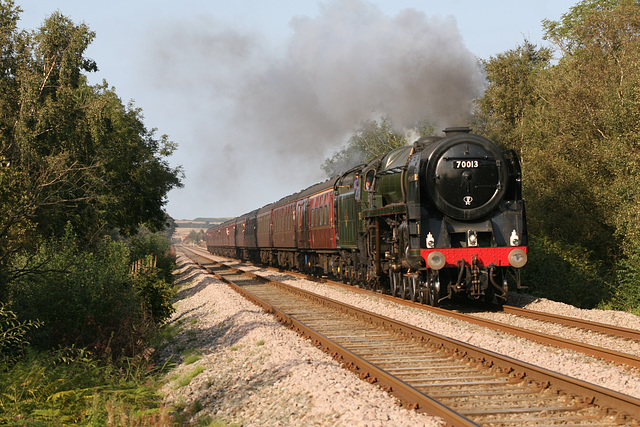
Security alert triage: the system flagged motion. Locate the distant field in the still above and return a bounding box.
[174,218,231,227]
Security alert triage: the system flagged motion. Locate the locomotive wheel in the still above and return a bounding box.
[427,272,441,307]
[416,281,426,304]
[399,275,407,299]
[428,286,437,307]
[389,272,400,297]
[405,275,417,302]
[410,276,417,302]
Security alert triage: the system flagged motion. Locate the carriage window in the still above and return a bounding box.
[313,208,317,228]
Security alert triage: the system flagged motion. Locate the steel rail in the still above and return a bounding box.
[186,246,640,369]
[425,305,640,370]
[180,247,640,424]
[185,251,477,426]
[501,305,640,341]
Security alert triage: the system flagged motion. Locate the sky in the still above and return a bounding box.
[15,0,578,220]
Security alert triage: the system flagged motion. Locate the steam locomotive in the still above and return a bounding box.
[206,127,527,306]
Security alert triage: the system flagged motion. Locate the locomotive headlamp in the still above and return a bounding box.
[427,251,446,270]
[466,230,478,247]
[510,230,520,246]
[426,232,435,248]
[508,248,527,268]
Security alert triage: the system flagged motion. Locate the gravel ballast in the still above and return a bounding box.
[159,253,640,426]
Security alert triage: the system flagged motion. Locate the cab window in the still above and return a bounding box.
[365,170,375,191]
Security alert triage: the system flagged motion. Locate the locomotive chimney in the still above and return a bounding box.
[443,127,471,135]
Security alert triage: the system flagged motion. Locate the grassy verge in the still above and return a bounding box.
[0,347,170,425]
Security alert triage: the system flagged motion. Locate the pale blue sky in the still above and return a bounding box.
[16,0,578,219]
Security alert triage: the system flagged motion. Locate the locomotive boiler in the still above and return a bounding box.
[207,127,527,306]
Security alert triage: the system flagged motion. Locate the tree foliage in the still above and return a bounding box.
[183,229,206,245]
[0,5,181,421]
[0,303,41,364]
[541,0,623,55]
[0,2,183,298]
[0,0,180,357]
[476,0,640,309]
[322,117,434,177]
[474,40,552,153]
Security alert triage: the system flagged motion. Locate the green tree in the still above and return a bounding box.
[183,229,206,245]
[535,0,640,309]
[541,0,622,55]
[528,0,640,251]
[477,0,640,309]
[322,117,434,177]
[183,230,200,245]
[0,4,183,297]
[474,40,551,153]
[0,1,35,293]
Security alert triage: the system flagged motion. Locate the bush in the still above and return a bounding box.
[8,225,174,357]
[128,228,177,283]
[522,235,610,308]
[603,250,640,315]
[0,304,41,365]
[131,260,176,324]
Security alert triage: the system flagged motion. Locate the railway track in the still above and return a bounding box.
[500,305,640,341]
[186,246,640,370]
[430,306,640,370]
[179,246,640,426]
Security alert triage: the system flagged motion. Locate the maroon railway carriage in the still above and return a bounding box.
[255,202,274,264]
[295,178,339,275]
[205,218,236,258]
[207,178,341,275]
[269,193,299,269]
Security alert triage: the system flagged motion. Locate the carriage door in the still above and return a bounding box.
[296,199,309,249]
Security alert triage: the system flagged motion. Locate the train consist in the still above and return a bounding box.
[206,127,527,306]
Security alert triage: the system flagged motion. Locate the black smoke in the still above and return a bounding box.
[148,0,484,216]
